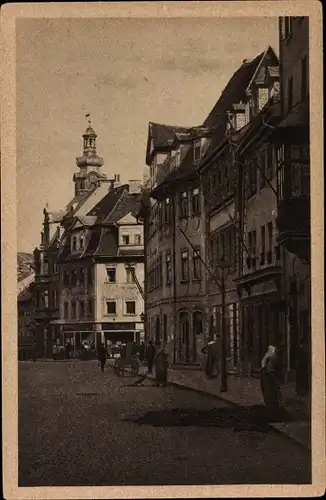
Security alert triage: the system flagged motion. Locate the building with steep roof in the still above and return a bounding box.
[56,182,144,349]
[32,119,144,356]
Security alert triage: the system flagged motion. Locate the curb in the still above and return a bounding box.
[109,364,310,451]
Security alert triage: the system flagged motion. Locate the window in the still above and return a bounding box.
[181,249,189,281]
[267,222,273,264]
[247,159,257,198]
[179,191,188,218]
[166,252,172,284]
[260,225,266,265]
[122,234,130,245]
[258,88,269,111]
[191,188,200,214]
[71,301,76,319]
[247,230,257,269]
[72,236,77,251]
[288,76,293,111]
[80,268,85,286]
[88,299,93,316]
[193,248,202,280]
[126,267,134,283]
[126,301,136,315]
[106,301,116,315]
[79,235,84,250]
[80,301,85,318]
[134,234,141,245]
[301,55,308,100]
[106,267,116,283]
[276,144,285,202]
[163,315,168,342]
[87,268,93,285]
[193,139,201,161]
[71,270,77,286]
[64,301,68,319]
[164,197,171,224]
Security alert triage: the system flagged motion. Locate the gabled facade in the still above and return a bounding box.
[56,182,145,350]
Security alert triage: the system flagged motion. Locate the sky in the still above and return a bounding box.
[16,17,279,253]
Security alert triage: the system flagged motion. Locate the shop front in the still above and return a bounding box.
[235,267,285,377]
[101,323,136,345]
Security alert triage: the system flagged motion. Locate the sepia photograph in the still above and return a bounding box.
[1,2,324,498]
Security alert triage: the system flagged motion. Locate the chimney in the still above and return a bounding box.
[128,179,141,194]
[113,173,121,189]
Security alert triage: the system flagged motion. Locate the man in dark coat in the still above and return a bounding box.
[97,343,107,372]
[146,340,156,374]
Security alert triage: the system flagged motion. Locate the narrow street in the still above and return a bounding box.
[19,361,311,486]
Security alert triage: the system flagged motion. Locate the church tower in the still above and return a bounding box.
[73,115,107,197]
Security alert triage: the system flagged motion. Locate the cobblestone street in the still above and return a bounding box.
[19,361,311,486]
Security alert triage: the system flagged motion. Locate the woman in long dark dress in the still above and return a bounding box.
[153,342,168,387]
[260,344,284,417]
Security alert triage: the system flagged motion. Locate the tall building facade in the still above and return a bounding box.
[144,123,212,364]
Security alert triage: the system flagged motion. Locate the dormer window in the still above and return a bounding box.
[79,234,84,250]
[193,139,201,162]
[72,236,77,251]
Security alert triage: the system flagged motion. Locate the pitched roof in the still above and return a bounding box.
[150,48,276,192]
[87,184,127,219]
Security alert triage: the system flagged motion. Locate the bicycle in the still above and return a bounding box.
[113,355,140,377]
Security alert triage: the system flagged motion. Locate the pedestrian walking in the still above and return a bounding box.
[146,340,156,374]
[52,343,57,361]
[97,342,107,372]
[139,341,145,362]
[260,343,284,418]
[202,341,219,379]
[153,341,168,387]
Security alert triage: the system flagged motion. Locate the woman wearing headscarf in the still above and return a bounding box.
[260,343,284,417]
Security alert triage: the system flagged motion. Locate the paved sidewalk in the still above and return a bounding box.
[107,359,310,450]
